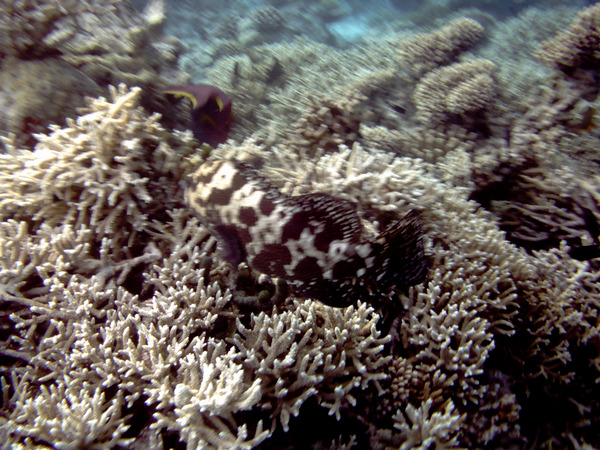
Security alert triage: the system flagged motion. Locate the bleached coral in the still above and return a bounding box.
[243,142,437,226]
[478,5,570,113]
[282,92,369,155]
[391,398,465,449]
[0,86,243,447]
[3,373,133,448]
[152,338,269,449]
[233,300,390,431]
[205,37,399,141]
[0,85,401,448]
[361,123,478,164]
[230,137,599,446]
[0,85,193,238]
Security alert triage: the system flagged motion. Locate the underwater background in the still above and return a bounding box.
[1,0,600,448]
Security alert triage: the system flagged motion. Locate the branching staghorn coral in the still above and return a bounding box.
[466,71,600,254]
[488,166,599,250]
[0,85,405,448]
[205,37,401,142]
[0,86,251,447]
[282,91,370,155]
[205,17,490,155]
[361,123,479,166]
[535,2,600,101]
[0,85,195,238]
[214,6,599,447]
[477,5,572,116]
[233,300,390,431]
[0,46,599,449]
[390,398,465,449]
[3,372,133,448]
[205,38,349,137]
[226,139,599,447]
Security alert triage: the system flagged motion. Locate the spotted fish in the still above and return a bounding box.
[184,160,428,307]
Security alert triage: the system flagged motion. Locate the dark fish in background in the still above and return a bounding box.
[185,159,428,307]
[162,84,232,147]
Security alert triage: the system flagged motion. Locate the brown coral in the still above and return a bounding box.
[413,58,497,125]
[282,92,369,155]
[536,3,600,74]
[398,17,485,78]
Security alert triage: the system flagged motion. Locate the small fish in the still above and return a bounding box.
[162,84,232,147]
[185,160,428,307]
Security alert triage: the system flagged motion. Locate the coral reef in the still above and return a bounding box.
[0,0,188,146]
[397,17,485,78]
[413,58,497,124]
[1,0,185,87]
[204,38,384,141]
[233,300,390,431]
[536,3,600,73]
[282,91,369,155]
[237,6,288,46]
[224,131,600,447]
[536,2,600,99]
[0,87,397,448]
[1,1,600,448]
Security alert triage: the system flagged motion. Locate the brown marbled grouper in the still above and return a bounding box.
[185,159,429,307]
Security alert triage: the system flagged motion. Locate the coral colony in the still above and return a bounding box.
[1,0,600,449]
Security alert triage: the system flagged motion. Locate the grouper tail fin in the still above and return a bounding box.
[366,209,428,291]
